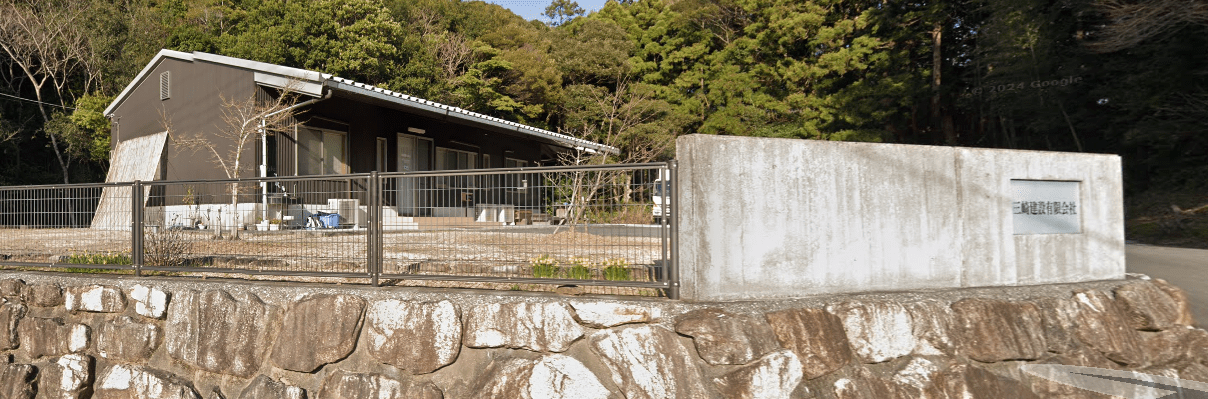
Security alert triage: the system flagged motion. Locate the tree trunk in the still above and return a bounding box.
[1058,102,1084,152]
[29,88,72,184]
[931,22,956,145]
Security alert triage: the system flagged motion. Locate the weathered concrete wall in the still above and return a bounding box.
[677,135,1125,301]
[0,272,1203,398]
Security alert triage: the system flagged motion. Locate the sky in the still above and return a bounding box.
[482,0,612,22]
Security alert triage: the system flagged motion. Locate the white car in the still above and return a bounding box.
[652,176,671,224]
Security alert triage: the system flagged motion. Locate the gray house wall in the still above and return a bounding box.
[110,58,256,181]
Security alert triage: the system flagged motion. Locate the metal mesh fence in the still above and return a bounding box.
[0,163,676,297]
[138,176,371,277]
[0,183,133,270]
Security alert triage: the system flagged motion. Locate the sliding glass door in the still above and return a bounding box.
[396,133,431,216]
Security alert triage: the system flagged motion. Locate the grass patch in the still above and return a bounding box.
[62,252,132,274]
[530,255,560,278]
[64,252,131,265]
[567,258,592,280]
[602,258,632,281]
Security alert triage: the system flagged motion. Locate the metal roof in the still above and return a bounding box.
[104,50,619,154]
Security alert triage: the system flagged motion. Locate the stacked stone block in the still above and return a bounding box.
[0,273,1203,398]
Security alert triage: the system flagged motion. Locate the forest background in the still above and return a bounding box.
[1,0,1206,245]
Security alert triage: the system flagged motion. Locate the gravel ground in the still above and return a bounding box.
[0,226,667,297]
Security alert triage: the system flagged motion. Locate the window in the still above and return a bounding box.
[505,158,528,168]
[398,133,431,172]
[436,148,477,170]
[297,127,348,175]
[482,154,491,168]
[159,71,170,100]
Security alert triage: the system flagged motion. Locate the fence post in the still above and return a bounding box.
[131,181,144,276]
[667,161,680,300]
[368,172,381,286]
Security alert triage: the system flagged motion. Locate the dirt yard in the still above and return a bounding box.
[0,225,669,296]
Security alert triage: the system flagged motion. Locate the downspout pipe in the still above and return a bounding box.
[261,89,332,222]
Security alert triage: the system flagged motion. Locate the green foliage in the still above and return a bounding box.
[530,254,560,278]
[543,0,585,26]
[45,94,114,164]
[602,258,631,281]
[63,251,132,273]
[550,19,631,85]
[64,252,132,265]
[218,0,407,86]
[566,258,593,279]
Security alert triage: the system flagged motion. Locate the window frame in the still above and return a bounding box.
[505,158,529,168]
[376,137,388,172]
[436,147,478,170]
[296,126,349,175]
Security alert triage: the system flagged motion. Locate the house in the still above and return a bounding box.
[104,49,615,180]
[94,49,616,228]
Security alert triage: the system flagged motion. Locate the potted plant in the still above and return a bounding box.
[268,218,282,231]
[255,217,268,231]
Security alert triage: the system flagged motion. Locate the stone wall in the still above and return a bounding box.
[676,135,1126,301]
[0,272,1204,398]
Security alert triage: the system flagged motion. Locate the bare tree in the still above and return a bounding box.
[413,9,474,84]
[434,32,474,82]
[554,79,678,224]
[174,88,303,239]
[1089,0,1208,53]
[0,0,92,183]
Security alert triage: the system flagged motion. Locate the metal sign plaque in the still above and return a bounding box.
[1011,180,1081,235]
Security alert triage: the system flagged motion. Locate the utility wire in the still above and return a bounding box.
[0,92,75,110]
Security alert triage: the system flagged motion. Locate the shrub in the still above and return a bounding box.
[145,228,191,267]
[602,258,631,281]
[530,255,560,278]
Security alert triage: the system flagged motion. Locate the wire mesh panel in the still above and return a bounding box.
[377,163,673,296]
[0,183,134,270]
[141,176,371,278]
[0,162,677,296]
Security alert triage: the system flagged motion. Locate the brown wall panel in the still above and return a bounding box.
[111,57,257,182]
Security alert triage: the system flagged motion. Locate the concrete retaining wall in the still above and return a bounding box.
[676,135,1125,301]
[0,272,1203,398]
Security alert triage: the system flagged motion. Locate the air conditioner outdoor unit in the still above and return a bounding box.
[328,199,361,228]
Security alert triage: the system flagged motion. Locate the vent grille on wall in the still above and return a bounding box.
[159,71,170,100]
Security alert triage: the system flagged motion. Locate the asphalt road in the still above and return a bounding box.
[1126,244,1208,327]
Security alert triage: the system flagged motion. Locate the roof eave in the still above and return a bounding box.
[325,79,620,155]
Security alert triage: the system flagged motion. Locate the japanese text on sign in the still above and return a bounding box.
[1011,180,1082,235]
[1013,201,1078,216]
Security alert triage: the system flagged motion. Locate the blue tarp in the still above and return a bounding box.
[307,212,341,229]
